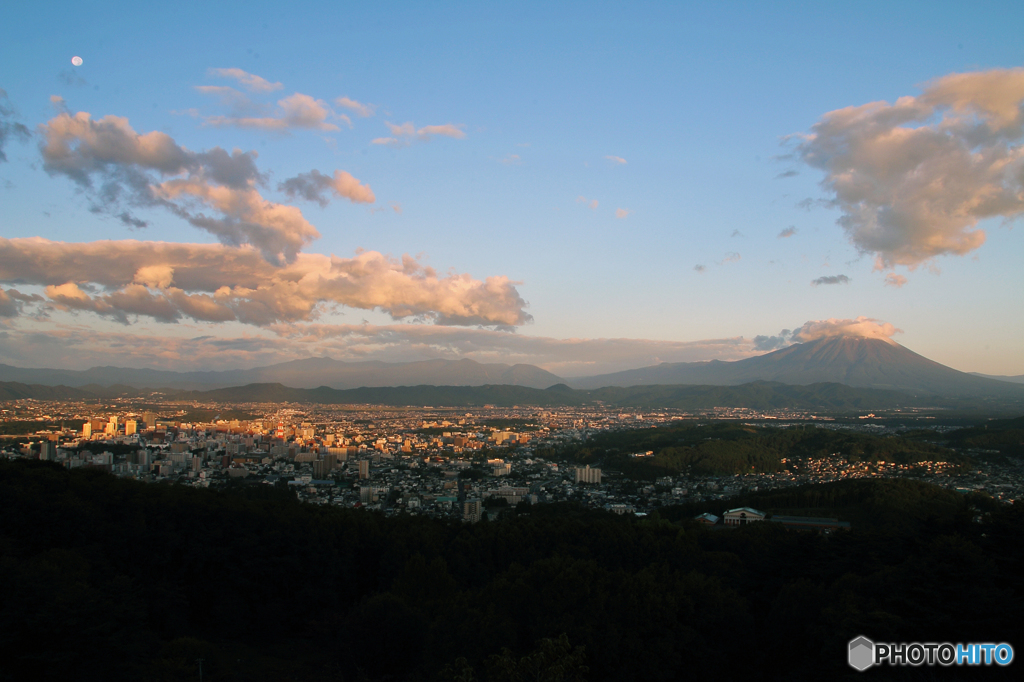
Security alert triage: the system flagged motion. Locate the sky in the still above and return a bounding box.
[1,0,1023,377]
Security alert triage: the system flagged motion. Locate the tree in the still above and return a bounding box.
[487,634,588,682]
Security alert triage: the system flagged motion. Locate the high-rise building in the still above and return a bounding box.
[358,460,370,479]
[82,422,92,438]
[574,465,602,484]
[125,420,137,436]
[463,499,483,523]
[313,459,331,479]
[39,440,57,461]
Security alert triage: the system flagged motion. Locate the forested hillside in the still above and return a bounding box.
[558,422,967,477]
[1,460,1020,681]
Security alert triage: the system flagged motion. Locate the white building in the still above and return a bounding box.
[723,507,766,526]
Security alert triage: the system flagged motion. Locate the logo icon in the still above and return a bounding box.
[849,636,874,671]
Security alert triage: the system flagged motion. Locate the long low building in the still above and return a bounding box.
[770,516,851,532]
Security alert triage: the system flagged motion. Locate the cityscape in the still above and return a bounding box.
[2,1,1022,679]
[5,396,1022,523]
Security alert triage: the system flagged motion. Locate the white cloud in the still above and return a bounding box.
[605,155,627,164]
[335,96,376,118]
[194,86,265,117]
[372,121,466,147]
[778,226,797,238]
[204,93,342,131]
[208,67,283,93]
[797,67,1024,270]
[615,208,630,219]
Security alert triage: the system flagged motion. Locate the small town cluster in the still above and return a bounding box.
[3,398,1020,523]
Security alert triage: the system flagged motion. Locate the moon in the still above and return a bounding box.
[71,56,83,66]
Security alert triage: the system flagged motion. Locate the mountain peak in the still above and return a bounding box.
[570,335,1024,398]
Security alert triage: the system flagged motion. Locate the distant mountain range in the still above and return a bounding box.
[2,376,1019,411]
[154,380,946,411]
[970,372,1024,385]
[0,357,562,391]
[0,336,1021,403]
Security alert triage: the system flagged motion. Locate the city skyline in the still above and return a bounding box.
[2,1,1023,376]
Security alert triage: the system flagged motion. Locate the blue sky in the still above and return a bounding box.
[1,1,1022,376]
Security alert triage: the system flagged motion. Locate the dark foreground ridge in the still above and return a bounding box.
[2,459,1021,681]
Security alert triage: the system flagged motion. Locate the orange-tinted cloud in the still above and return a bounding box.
[38,109,320,262]
[278,169,375,206]
[792,316,901,344]
[798,67,1024,270]
[0,238,531,328]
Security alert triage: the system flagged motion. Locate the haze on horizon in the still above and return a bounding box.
[1,1,1022,377]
